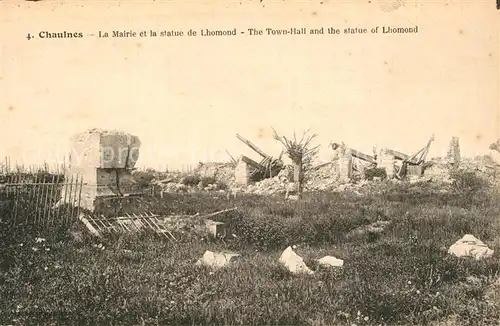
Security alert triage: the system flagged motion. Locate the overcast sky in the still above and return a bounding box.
[1,1,497,170]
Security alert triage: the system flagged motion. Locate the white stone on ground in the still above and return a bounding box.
[317,256,344,267]
[195,250,240,268]
[279,246,314,275]
[448,234,494,260]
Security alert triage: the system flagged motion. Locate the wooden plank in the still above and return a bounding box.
[147,213,176,241]
[102,214,125,232]
[347,148,377,165]
[199,207,237,219]
[240,155,265,170]
[59,175,69,222]
[90,214,160,221]
[34,175,43,225]
[225,149,237,165]
[3,182,79,186]
[118,219,131,231]
[93,217,109,233]
[384,149,413,162]
[26,174,38,224]
[137,213,155,230]
[47,175,58,226]
[12,174,20,224]
[312,162,332,170]
[65,175,74,224]
[106,219,119,233]
[41,175,54,226]
[76,175,83,218]
[130,213,145,231]
[236,134,270,159]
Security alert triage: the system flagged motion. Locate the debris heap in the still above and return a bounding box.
[233,134,284,186]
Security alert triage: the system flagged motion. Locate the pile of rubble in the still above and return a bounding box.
[153,180,227,194]
[239,167,291,195]
[304,164,339,191]
[195,162,236,185]
[149,162,236,194]
[149,156,499,197]
[424,155,498,184]
[147,135,500,197]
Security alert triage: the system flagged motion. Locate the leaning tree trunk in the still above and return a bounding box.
[292,160,303,196]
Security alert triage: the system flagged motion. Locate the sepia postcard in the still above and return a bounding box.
[0,0,499,325]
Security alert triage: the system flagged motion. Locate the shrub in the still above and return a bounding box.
[181,174,201,186]
[200,176,217,187]
[364,167,387,181]
[449,170,492,207]
[215,180,228,190]
[450,170,489,194]
[229,192,383,250]
[132,170,155,188]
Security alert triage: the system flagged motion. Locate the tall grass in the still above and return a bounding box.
[1,170,499,325]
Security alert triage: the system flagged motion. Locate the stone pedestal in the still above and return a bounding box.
[378,149,396,179]
[61,129,141,212]
[234,157,251,186]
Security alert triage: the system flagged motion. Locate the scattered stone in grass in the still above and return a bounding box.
[317,255,344,268]
[347,220,391,239]
[279,246,314,275]
[195,250,240,268]
[205,219,226,238]
[448,234,494,260]
[466,275,482,286]
[92,243,105,250]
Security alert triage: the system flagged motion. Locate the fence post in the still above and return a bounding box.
[65,175,74,224]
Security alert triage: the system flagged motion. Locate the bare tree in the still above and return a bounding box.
[272,128,320,197]
[489,139,500,153]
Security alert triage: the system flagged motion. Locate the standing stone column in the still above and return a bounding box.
[447,137,461,168]
[378,149,396,179]
[331,142,346,180]
[234,157,251,186]
[338,150,353,182]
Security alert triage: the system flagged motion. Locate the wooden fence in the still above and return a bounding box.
[0,173,84,226]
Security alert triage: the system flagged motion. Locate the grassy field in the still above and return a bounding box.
[1,171,500,325]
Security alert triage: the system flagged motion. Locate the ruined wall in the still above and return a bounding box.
[378,149,396,179]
